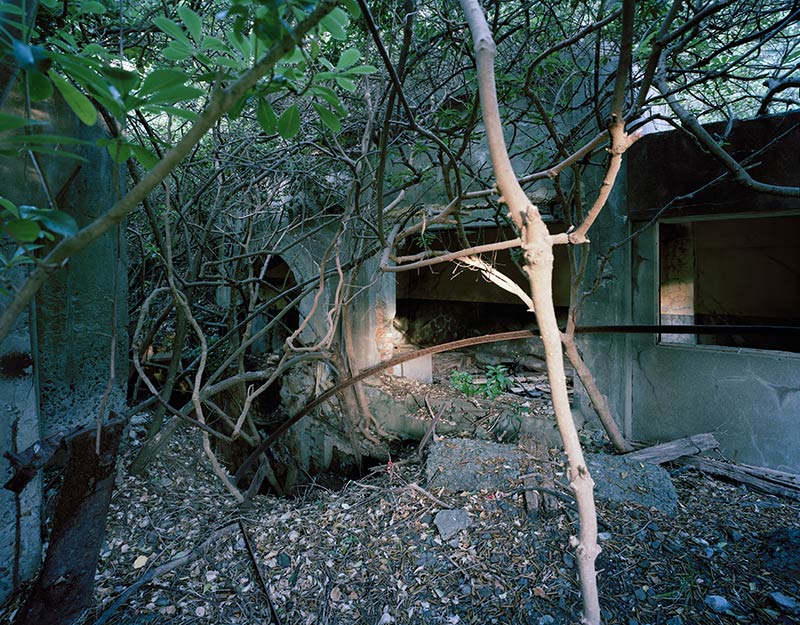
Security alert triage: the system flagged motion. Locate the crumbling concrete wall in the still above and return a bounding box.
[0,91,127,604]
[0,278,41,603]
[575,111,800,471]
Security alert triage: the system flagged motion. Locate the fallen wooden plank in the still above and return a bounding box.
[15,416,125,625]
[624,433,719,464]
[678,456,800,501]
[737,463,800,488]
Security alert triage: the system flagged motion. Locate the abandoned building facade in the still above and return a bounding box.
[1,98,799,606]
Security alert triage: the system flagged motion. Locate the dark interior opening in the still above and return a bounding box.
[659,215,800,353]
[394,225,571,347]
[248,255,300,355]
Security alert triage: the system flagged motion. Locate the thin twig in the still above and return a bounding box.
[238,520,283,625]
[407,482,449,509]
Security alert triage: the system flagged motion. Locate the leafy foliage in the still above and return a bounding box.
[0,197,78,295]
[450,366,512,400]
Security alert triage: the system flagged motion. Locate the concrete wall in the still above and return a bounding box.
[0,275,42,603]
[569,159,633,437]
[576,111,800,471]
[630,222,799,471]
[0,91,127,603]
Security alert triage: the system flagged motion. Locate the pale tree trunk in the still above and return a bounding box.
[459,0,610,621]
[520,208,602,623]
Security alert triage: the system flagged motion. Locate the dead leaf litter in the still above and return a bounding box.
[76,424,800,625]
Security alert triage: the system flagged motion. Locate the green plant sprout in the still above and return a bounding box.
[450,364,512,399]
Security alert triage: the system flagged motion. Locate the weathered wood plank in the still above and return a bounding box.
[14,416,125,625]
[679,456,800,501]
[737,463,800,487]
[624,433,719,464]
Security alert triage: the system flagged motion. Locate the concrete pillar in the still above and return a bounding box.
[0,89,127,603]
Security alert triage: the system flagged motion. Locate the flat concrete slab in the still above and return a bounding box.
[425,437,679,516]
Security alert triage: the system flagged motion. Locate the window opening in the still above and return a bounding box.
[658,215,800,353]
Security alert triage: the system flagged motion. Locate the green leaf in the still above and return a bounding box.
[312,101,340,133]
[346,65,378,75]
[0,197,19,217]
[277,105,300,139]
[213,56,242,69]
[144,84,203,106]
[0,2,24,15]
[36,210,78,237]
[79,0,106,14]
[336,48,360,70]
[139,69,190,96]
[257,98,277,134]
[310,85,342,109]
[154,16,191,45]
[48,71,97,126]
[283,46,304,65]
[81,43,107,57]
[0,113,39,132]
[335,76,356,92]
[130,145,159,170]
[0,133,91,146]
[339,0,361,18]
[26,70,54,101]
[145,105,197,122]
[5,219,41,242]
[96,138,132,163]
[101,65,140,96]
[226,29,251,59]
[320,9,347,41]
[328,7,350,28]
[178,5,203,41]
[163,41,194,61]
[201,36,231,53]
[110,143,132,163]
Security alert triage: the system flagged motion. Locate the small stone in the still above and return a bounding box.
[434,509,470,541]
[129,413,148,426]
[730,529,743,542]
[458,584,472,596]
[277,552,291,568]
[634,588,647,601]
[477,586,492,599]
[666,617,683,625]
[538,616,555,625]
[770,591,799,613]
[598,532,612,542]
[704,594,732,613]
[415,551,436,568]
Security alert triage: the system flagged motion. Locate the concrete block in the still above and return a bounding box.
[393,353,433,383]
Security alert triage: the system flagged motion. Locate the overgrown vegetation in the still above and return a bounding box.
[450,364,512,399]
[1,0,798,621]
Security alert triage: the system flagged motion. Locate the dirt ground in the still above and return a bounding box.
[38,417,798,625]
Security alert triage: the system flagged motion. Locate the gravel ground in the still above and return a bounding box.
[17,421,790,625]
